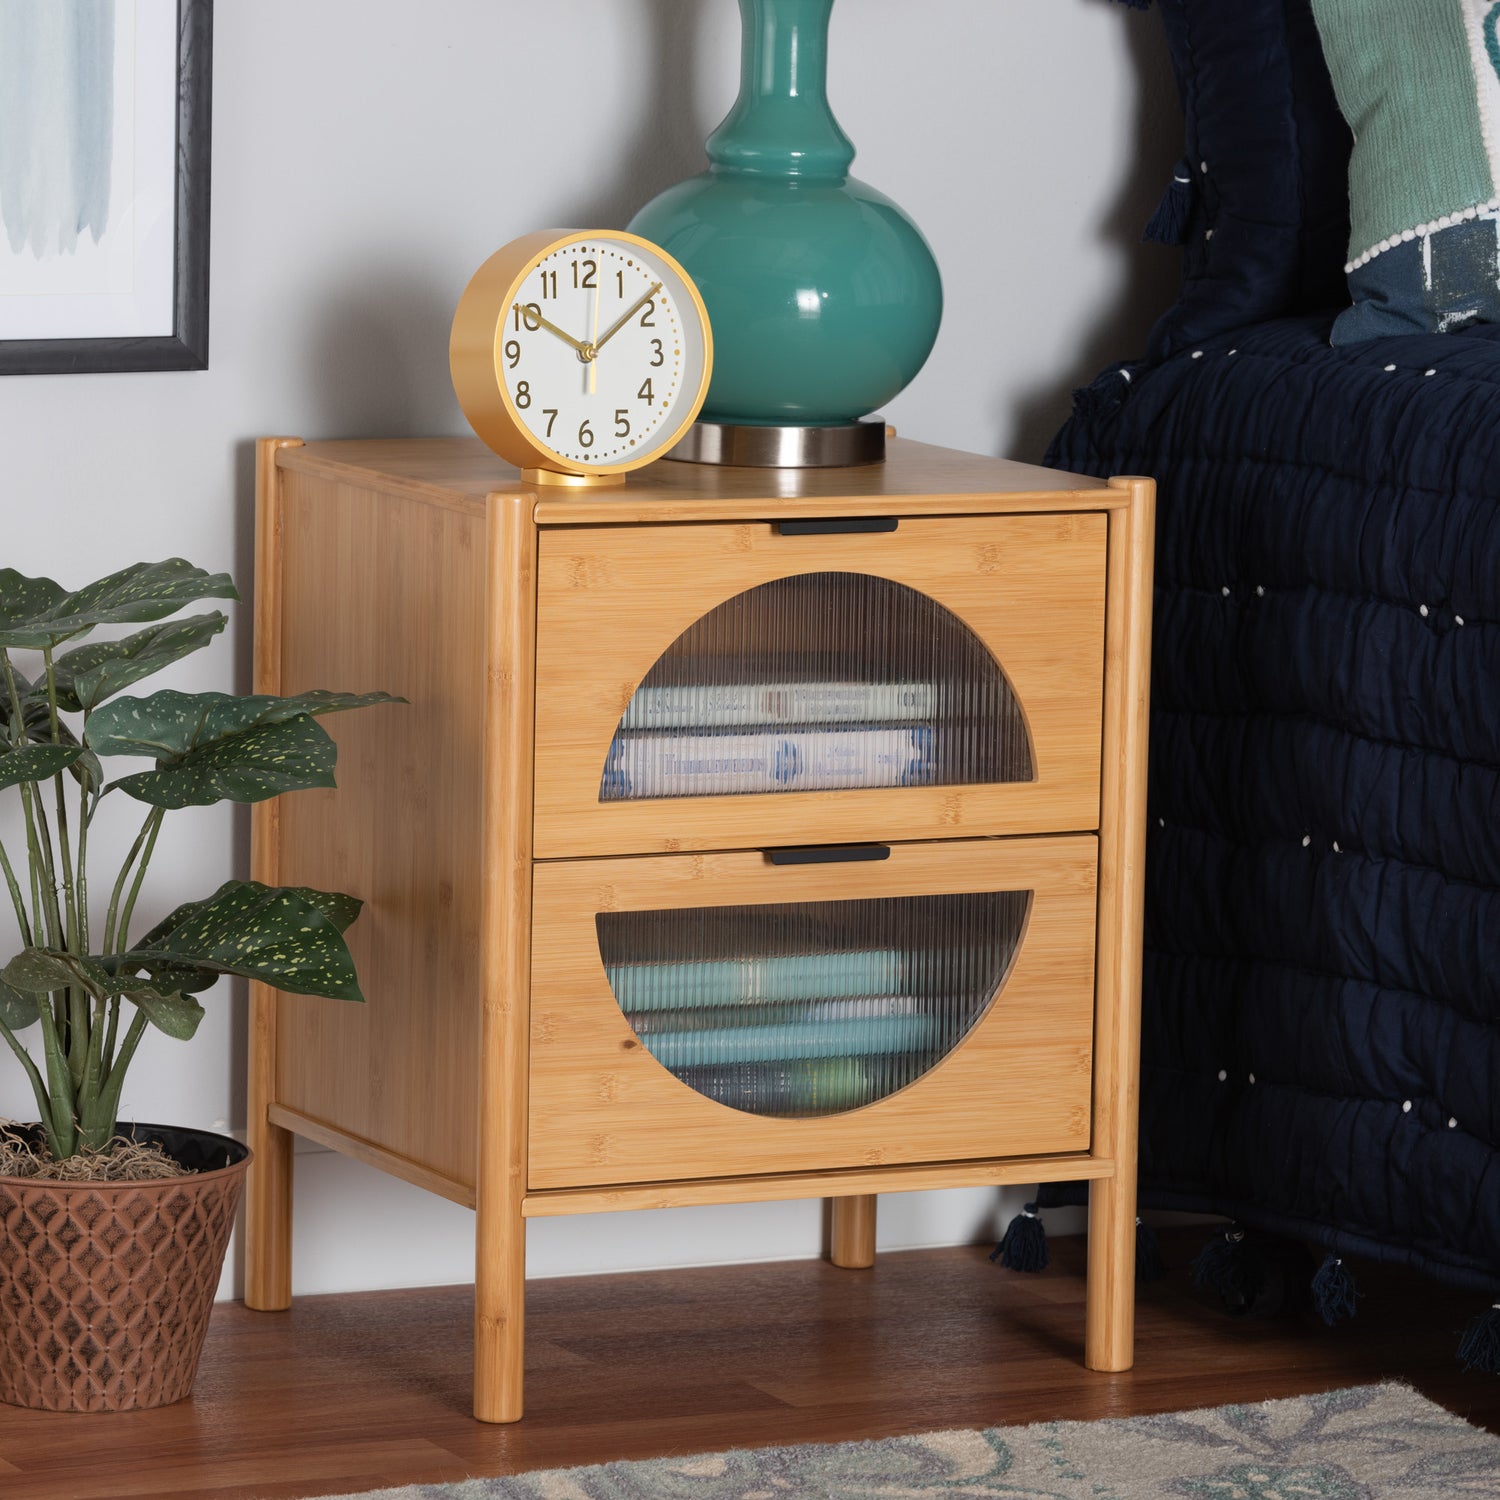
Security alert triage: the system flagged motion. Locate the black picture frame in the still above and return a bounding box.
[0,0,212,376]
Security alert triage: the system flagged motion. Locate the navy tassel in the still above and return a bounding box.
[1311,1254,1359,1326]
[991,1201,1049,1273]
[1458,1304,1500,1373]
[1145,160,1196,246]
[1135,1216,1166,1283]
[1190,1225,1264,1314]
[1072,363,1136,424]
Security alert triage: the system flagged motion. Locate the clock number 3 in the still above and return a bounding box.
[649,339,664,367]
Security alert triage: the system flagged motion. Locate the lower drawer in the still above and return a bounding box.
[527,837,1098,1189]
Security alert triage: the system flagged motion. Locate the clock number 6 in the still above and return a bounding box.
[578,420,595,449]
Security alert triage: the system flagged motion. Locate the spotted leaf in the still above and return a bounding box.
[86,687,400,808]
[0,742,83,792]
[0,671,102,794]
[118,981,205,1041]
[2,948,112,997]
[118,879,365,1001]
[51,612,228,712]
[0,561,236,649]
[109,713,338,808]
[0,974,38,1032]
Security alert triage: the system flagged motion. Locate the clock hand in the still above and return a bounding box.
[593,281,663,355]
[513,303,595,360]
[587,283,601,395]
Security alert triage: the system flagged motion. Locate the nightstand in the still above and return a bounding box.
[244,435,1154,1422]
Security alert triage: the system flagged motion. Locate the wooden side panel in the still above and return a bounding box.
[528,837,1097,1188]
[533,514,1108,856]
[246,436,303,1312]
[1086,477,1156,1372]
[272,470,487,1189]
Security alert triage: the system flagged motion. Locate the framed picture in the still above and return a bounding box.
[0,0,212,375]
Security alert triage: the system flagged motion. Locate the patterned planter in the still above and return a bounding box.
[0,1123,249,1412]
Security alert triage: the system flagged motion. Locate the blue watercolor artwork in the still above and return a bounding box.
[0,0,117,262]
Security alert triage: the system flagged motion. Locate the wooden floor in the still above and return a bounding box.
[1,1230,1495,1499]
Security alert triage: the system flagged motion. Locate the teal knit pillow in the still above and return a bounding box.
[1312,0,1500,342]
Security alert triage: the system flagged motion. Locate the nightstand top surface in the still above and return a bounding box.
[275,435,1124,524]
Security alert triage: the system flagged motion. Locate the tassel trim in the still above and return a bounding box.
[1145,159,1196,246]
[1458,1304,1500,1373]
[1135,1216,1166,1283]
[991,1201,1049,1273]
[1311,1254,1359,1327]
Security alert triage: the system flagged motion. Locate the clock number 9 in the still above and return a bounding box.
[578,420,595,449]
[515,381,531,409]
[504,340,521,369]
[513,302,542,332]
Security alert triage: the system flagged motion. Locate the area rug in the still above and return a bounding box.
[315,1382,1499,1499]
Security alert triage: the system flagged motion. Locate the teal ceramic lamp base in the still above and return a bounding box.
[630,0,941,467]
[668,417,885,468]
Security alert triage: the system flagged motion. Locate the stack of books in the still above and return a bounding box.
[600,678,941,800]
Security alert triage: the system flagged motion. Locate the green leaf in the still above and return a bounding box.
[119,880,366,1001]
[0,742,83,791]
[87,689,398,760]
[0,561,237,649]
[2,948,111,996]
[0,975,38,1032]
[51,612,228,712]
[109,713,338,809]
[87,688,401,808]
[0,670,102,794]
[118,981,205,1041]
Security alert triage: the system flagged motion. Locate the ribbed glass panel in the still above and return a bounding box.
[596,890,1032,1117]
[599,572,1033,800]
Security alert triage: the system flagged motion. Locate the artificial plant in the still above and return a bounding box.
[0,559,396,1163]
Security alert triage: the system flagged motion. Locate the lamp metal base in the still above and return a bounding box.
[665,419,886,468]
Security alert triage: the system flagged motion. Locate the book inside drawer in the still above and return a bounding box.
[527,837,1097,1188]
[531,514,1107,856]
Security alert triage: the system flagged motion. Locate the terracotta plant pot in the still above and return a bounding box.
[0,1123,250,1412]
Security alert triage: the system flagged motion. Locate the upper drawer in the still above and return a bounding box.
[532,514,1106,858]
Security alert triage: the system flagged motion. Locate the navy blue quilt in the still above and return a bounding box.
[1048,316,1500,1293]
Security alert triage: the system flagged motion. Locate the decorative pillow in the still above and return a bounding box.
[1121,0,1351,360]
[1311,0,1500,343]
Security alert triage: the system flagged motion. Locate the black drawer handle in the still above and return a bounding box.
[765,843,892,866]
[775,517,899,536]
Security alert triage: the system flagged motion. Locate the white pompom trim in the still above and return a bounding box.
[1346,196,1500,270]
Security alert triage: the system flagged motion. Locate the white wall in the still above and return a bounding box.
[0,0,1180,1295]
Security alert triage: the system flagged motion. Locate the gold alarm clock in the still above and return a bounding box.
[450,229,713,487]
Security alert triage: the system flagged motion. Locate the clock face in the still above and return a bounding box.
[499,235,709,471]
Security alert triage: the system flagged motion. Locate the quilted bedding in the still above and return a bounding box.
[1048,315,1500,1294]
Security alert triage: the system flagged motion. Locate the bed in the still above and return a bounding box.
[1040,0,1500,1354]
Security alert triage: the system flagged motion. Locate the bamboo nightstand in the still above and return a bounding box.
[244,435,1154,1423]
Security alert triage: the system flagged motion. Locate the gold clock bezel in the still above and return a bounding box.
[450,228,714,482]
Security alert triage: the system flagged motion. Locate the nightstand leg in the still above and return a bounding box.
[474,1191,526,1423]
[829,1194,877,1268]
[1085,1175,1137,1370]
[245,986,293,1311]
